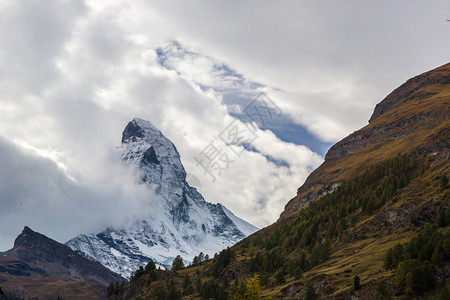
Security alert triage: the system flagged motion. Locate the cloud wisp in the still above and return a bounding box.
[0,136,163,250]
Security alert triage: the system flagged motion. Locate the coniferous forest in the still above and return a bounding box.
[108,153,450,299]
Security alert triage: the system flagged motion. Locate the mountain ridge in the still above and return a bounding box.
[0,226,124,299]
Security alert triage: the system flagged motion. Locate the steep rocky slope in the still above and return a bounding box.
[282,62,450,218]
[0,226,123,299]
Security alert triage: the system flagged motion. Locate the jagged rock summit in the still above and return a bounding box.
[67,118,258,278]
[121,118,186,200]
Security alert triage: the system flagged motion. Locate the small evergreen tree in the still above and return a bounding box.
[152,285,167,300]
[172,255,184,271]
[304,283,317,300]
[354,275,361,290]
[114,281,120,295]
[443,236,450,258]
[438,207,447,227]
[167,284,182,300]
[440,175,448,189]
[321,239,332,260]
[248,242,255,257]
[106,282,114,296]
[182,274,193,295]
[195,277,202,294]
[182,274,191,290]
[404,272,414,295]
[384,248,394,269]
[259,273,270,287]
[431,245,444,265]
[274,269,285,285]
[198,252,204,262]
[375,280,391,300]
[145,260,156,273]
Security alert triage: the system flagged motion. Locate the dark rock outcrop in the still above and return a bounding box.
[3,226,123,285]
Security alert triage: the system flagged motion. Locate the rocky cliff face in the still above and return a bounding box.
[67,118,258,278]
[281,62,450,219]
[3,226,124,285]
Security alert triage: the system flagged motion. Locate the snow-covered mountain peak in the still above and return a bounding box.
[67,118,258,278]
[122,118,167,146]
[121,118,186,200]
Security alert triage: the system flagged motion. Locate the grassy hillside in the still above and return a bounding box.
[282,62,449,218]
[108,153,449,299]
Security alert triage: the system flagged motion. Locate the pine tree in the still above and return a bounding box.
[198,252,204,263]
[375,280,391,300]
[167,284,182,300]
[172,255,184,271]
[195,277,202,294]
[106,282,114,296]
[274,269,286,284]
[145,260,156,273]
[431,245,444,265]
[318,239,332,262]
[310,243,321,266]
[248,242,255,257]
[384,249,394,269]
[394,261,407,291]
[354,275,361,290]
[438,207,446,227]
[114,281,120,295]
[304,283,317,300]
[183,274,191,290]
[443,236,450,258]
[440,175,448,189]
[182,274,193,295]
[404,272,414,295]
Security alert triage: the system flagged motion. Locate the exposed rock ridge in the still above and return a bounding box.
[3,226,123,285]
[369,62,450,122]
[281,62,450,219]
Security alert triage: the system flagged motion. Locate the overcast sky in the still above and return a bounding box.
[1,0,449,250]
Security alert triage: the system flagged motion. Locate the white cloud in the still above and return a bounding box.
[0,136,161,250]
[0,0,449,248]
[134,0,450,142]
